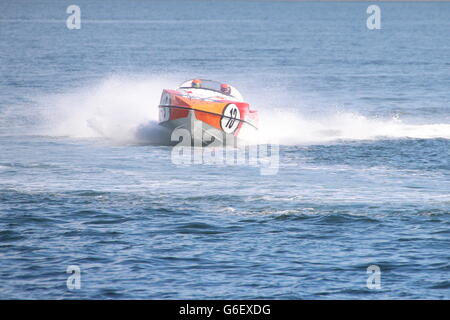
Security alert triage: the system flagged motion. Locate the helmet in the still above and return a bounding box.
[220,83,231,95]
[192,79,202,88]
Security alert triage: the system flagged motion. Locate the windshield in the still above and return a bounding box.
[178,79,243,101]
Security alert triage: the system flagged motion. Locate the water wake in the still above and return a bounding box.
[258,109,450,145]
[32,75,450,145]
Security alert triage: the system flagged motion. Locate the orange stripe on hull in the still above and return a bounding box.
[160,89,258,136]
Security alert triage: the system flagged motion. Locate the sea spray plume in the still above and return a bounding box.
[36,75,174,143]
[32,75,450,145]
[246,88,450,144]
[256,109,450,145]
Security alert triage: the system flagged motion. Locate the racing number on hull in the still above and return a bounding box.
[159,93,171,122]
[221,104,241,134]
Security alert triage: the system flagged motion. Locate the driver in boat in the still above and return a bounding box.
[192,79,202,88]
[220,83,231,95]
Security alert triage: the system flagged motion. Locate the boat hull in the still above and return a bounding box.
[158,89,258,147]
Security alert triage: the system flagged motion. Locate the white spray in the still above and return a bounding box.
[32,75,450,145]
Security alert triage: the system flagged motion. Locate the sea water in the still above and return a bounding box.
[0,0,449,299]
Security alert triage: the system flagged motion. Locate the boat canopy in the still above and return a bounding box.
[178,79,243,101]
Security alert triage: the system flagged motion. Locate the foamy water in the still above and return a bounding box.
[29,76,450,145]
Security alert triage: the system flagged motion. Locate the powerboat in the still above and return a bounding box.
[158,79,258,146]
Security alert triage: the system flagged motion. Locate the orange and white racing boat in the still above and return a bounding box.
[158,79,258,146]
